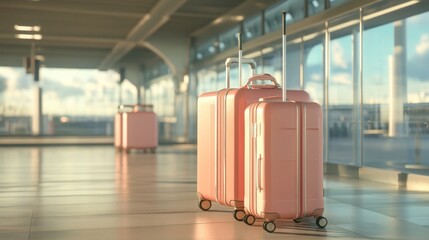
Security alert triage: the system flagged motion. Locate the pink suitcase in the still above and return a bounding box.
[242,12,327,233]
[122,104,158,153]
[197,34,310,221]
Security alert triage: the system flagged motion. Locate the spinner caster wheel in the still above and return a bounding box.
[243,214,256,225]
[198,200,211,211]
[316,216,328,228]
[233,209,246,221]
[263,221,276,233]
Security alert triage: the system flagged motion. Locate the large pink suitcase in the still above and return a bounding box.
[242,12,327,233]
[122,104,158,153]
[197,34,310,221]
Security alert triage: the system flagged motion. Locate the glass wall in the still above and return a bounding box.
[0,67,119,136]
[363,10,429,173]
[264,0,305,34]
[0,67,33,135]
[219,26,240,52]
[308,0,325,16]
[243,14,262,42]
[327,12,362,166]
[303,37,324,105]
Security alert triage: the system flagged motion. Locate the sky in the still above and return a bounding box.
[0,67,137,116]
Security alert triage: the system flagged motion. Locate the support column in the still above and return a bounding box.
[118,64,144,104]
[388,20,408,137]
[32,83,42,135]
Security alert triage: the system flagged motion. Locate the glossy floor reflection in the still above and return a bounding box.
[1,145,429,240]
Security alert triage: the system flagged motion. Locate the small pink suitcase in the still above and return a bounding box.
[197,34,310,221]
[122,104,158,153]
[242,12,327,233]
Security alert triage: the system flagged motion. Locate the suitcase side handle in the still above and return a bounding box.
[225,58,257,88]
[244,73,280,89]
[257,154,262,191]
[117,104,135,112]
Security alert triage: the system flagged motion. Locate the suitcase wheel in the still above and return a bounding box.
[263,221,276,233]
[233,210,246,221]
[243,214,256,225]
[198,200,211,211]
[293,218,301,223]
[316,216,328,228]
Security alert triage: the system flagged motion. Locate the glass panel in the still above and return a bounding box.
[243,14,262,42]
[0,67,33,135]
[219,26,240,52]
[0,67,120,136]
[261,46,282,83]
[286,40,302,90]
[308,0,325,16]
[363,10,429,175]
[42,68,119,136]
[264,0,305,34]
[327,12,361,166]
[329,0,352,8]
[196,66,218,95]
[147,77,174,117]
[303,37,324,105]
[195,37,217,61]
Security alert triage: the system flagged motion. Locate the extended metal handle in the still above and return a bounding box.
[282,11,287,102]
[238,32,243,88]
[225,58,257,88]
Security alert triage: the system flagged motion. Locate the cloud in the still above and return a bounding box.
[332,41,348,69]
[416,34,429,55]
[408,34,429,81]
[331,73,352,85]
[42,77,85,98]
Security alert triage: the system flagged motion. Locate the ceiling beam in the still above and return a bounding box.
[98,0,188,71]
[0,3,142,18]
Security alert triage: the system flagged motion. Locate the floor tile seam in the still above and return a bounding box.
[31,199,196,208]
[33,192,196,198]
[27,219,234,235]
[27,189,39,240]
[28,210,210,219]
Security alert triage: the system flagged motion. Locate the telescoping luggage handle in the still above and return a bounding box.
[225,32,258,89]
[282,11,287,102]
[225,57,257,89]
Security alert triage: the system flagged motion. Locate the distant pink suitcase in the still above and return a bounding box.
[242,12,327,233]
[197,34,310,221]
[122,104,158,153]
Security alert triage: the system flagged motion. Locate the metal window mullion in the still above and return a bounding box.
[359,7,364,167]
[324,21,330,164]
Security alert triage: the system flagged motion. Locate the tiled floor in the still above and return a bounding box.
[1,145,429,240]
